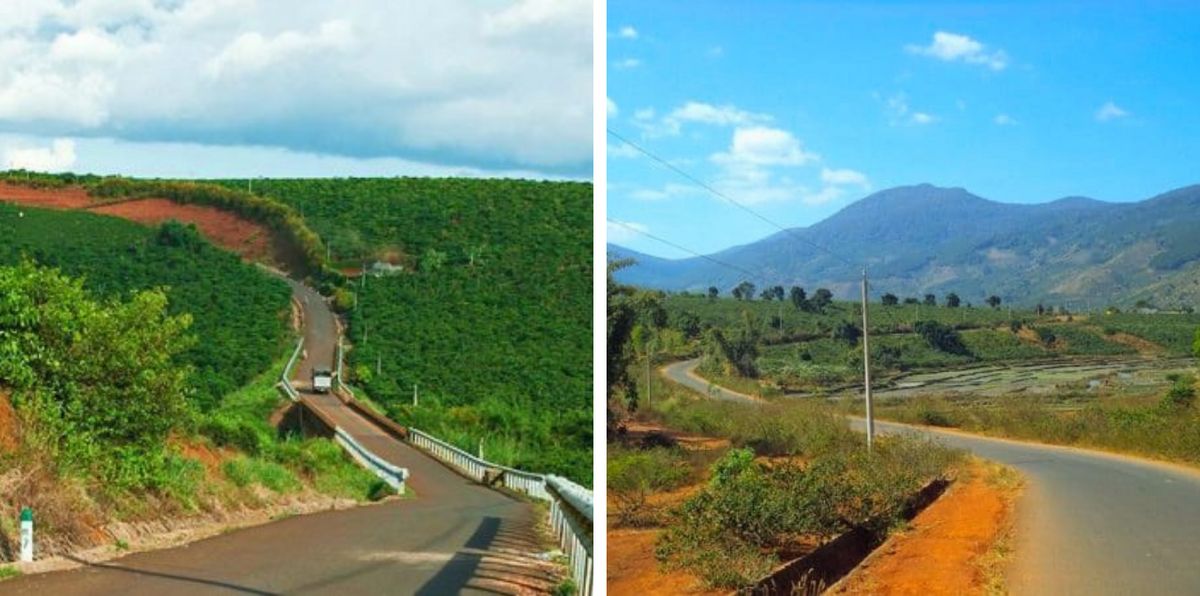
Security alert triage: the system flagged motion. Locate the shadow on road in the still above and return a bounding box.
[63,555,276,595]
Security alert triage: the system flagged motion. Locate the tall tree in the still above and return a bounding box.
[945,292,961,308]
[789,286,808,311]
[707,286,719,301]
[812,288,834,312]
[986,295,1002,309]
[923,294,937,306]
[881,293,899,306]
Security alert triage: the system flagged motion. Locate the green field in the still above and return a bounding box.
[216,178,593,483]
[0,203,291,410]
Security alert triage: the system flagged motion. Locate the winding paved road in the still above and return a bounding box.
[1,280,555,595]
[666,358,1200,595]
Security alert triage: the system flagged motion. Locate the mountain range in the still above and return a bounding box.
[609,183,1200,308]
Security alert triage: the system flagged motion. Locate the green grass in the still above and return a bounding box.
[0,203,291,411]
[1096,313,1200,356]
[221,178,592,484]
[0,566,20,581]
[1041,324,1136,356]
[203,354,385,500]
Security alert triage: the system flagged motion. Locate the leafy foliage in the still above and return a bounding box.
[226,178,591,483]
[0,203,291,411]
[0,262,194,493]
[915,320,971,355]
[608,447,690,527]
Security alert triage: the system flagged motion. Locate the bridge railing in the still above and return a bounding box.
[407,428,592,594]
[278,336,304,402]
[334,428,409,493]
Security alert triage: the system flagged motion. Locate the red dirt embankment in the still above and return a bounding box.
[0,182,92,208]
[90,198,273,262]
[0,183,275,262]
[831,460,1020,596]
[0,390,17,452]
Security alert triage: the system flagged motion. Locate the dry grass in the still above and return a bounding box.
[975,459,1024,596]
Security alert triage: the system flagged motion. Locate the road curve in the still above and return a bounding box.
[1,280,555,595]
[667,358,1200,595]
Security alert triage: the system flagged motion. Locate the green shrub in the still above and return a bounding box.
[222,457,300,493]
[608,447,689,527]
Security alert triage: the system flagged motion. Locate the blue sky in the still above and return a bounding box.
[607,1,1200,257]
[0,1,590,180]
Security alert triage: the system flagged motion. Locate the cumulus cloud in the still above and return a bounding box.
[637,101,770,137]
[907,31,1008,70]
[617,25,638,39]
[4,138,77,171]
[712,126,819,168]
[607,97,618,118]
[0,0,592,175]
[613,57,641,69]
[994,113,1016,126]
[1095,101,1129,122]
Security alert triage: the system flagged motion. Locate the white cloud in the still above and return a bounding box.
[206,19,355,78]
[0,0,592,175]
[820,167,869,188]
[712,126,818,168]
[607,97,618,118]
[884,93,936,126]
[640,101,770,136]
[617,25,637,39]
[4,138,77,171]
[994,113,1016,126]
[628,183,696,201]
[906,31,1008,70]
[1095,101,1129,122]
[607,219,649,244]
[613,58,641,69]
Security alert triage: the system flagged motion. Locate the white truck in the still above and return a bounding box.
[312,367,333,393]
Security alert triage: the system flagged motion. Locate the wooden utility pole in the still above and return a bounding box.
[861,268,875,452]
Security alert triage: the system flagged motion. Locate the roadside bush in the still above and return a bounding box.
[915,320,971,356]
[608,447,689,527]
[222,457,300,493]
[1162,375,1196,410]
[656,439,961,589]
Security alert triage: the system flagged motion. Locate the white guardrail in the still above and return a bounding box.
[407,429,593,595]
[279,337,304,401]
[335,341,593,594]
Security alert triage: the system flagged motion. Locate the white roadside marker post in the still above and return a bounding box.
[20,507,33,562]
[861,269,875,453]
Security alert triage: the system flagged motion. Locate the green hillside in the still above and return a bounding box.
[215,178,593,483]
[0,203,291,410]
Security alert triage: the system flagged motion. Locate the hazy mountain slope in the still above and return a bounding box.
[611,184,1200,308]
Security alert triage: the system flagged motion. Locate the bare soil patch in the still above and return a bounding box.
[831,460,1021,596]
[90,198,273,262]
[620,421,730,452]
[608,528,724,596]
[1102,331,1165,355]
[0,182,93,209]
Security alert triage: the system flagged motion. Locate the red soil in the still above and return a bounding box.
[607,528,724,596]
[0,390,17,453]
[832,462,1015,596]
[0,181,93,209]
[89,199,272,262]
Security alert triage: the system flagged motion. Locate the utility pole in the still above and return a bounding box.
[861,268,875,452]
[644,334,652,410]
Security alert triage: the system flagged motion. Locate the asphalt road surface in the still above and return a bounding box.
[666,358,1200,595]
[1,280,554,595]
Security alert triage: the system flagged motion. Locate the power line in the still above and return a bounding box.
[607,128,856,267]
[607,218,761,281]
